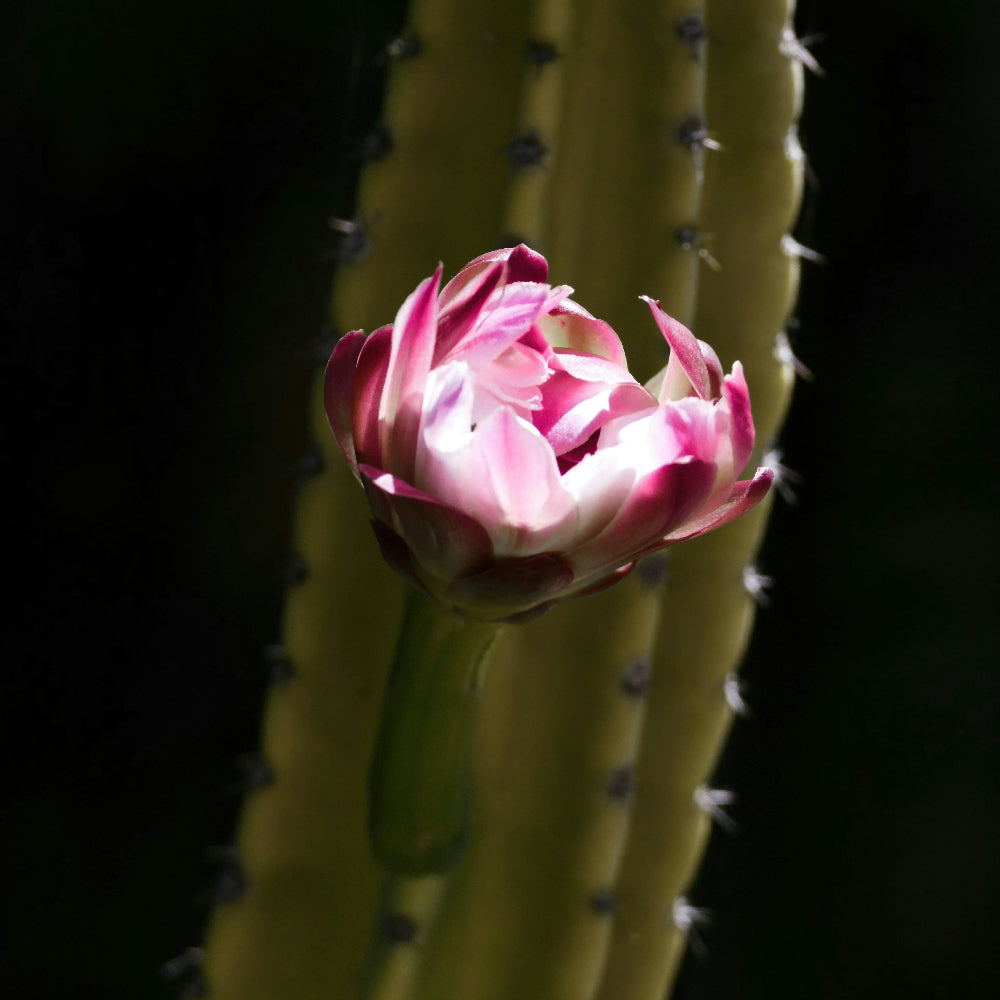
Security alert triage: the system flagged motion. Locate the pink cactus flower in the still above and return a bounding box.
[325,245,772,622]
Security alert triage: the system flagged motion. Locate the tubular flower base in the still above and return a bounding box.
[326,246,772,622]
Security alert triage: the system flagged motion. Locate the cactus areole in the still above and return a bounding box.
[325,245,772,624]
[324,246,772,874]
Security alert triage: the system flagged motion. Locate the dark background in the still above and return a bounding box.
[3,1,997,998]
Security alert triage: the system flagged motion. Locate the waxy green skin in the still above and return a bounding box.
[200,1,805,998]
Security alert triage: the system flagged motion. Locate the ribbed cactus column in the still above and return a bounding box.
[412,3,714,999]
[595,3,803,997]
[196,1,807,999]
[199,3,535,998]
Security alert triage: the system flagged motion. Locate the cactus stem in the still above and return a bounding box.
[405,5,717,997]
[363,876,449,1000]
[367,586,505,876]
[199,0,807,995]
[594,0,807,982]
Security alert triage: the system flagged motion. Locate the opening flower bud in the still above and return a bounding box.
[325,245,772,622]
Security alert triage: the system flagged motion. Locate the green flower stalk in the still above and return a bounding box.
[368,589,504,874]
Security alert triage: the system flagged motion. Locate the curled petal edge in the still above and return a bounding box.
[434,262,504,363]
[567,561,636,600]
[363,475,574,623]
[568,458,716,583]
[439,244,549,313]
[444,553,575,623]
[379,267,442,480]
[661,467,774,547]
[359,464,495,584]
[723,362,755,475]
[369,522,561,623]
[351,325,393,469]
[642,296,711,400]
[323,331,366,476]
[538,301,628,368]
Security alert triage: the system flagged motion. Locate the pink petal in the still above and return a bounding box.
[471,409,573,548]
[660,467,774,546]
[438,245,548,316]
[658,397,731,467]
[351,325,393,468]
[723,362,755,474]
[556,447,642,547]
[379,267,442,479]
[433,261,504,363]
[414,359,475,474]
[471,342,549,423]
[535,363,654,456]
[359,464,494,582]
[548,350,636,384]
[567,562,635,600]
[445,281,570,368]
[323,330,366,476]
[642,296,712,400]
[504,243,549,283]
[701,342,725,400]
[568,459,716,580]
[488,341,550,392]
[419,404,573,558]
[368,519,422,588]
[653,339,725,404]
[438,255,498,310]
[445,553,574,621]
[536,300,628,367]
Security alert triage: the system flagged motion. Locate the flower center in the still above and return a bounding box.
[469,341,548,426]
[556,429,601,474]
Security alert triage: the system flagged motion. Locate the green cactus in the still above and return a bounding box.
[367,589,504,875]
[198,1,807,998]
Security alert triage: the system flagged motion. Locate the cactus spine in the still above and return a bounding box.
[197,1,806,998]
